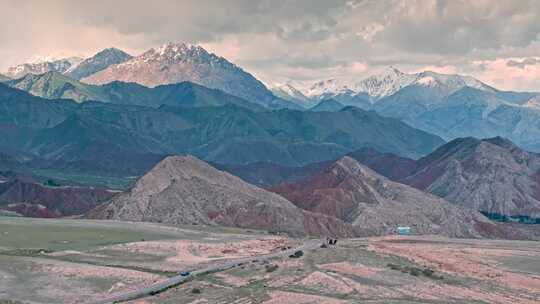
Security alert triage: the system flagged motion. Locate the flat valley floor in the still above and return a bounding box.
[0,217,539,304]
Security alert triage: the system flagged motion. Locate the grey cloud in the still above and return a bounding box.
[1,0,540,89]
[507,58,540,68]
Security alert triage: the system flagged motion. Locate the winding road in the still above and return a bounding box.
[90,239,321,304]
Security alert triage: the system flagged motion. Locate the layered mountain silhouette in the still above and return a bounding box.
[0,84,443,170]
[283,67,540,152]
[5,71,264,111]
[222,137,540,221]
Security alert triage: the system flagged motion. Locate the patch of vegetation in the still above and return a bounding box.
[265,264,279,273]
[0,248,53,256]
[32,169,134,190]
[480,211,540,224]
[289,250,304,258]
[43,179,61,187]
[191,288,202,294]
[387,263,443,280]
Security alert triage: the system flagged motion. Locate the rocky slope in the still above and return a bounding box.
[65,48,132,80]
[5,57,83,79]
[88,156,355,237]
[0,179,114,217]
[402,137,540,218]
[271,156,507,238]
[81,42,287,108]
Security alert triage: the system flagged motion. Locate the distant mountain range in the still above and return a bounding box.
[5,71,264,111]
[81,42,295,109]
[0,84,442,174]
[275,67,540,151]
[4,43,300,110]
[4,57,83,79]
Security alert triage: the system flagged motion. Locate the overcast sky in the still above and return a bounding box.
[1,0,540,91]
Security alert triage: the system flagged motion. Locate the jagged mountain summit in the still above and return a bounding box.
[81,42,282,108]
[271,156,507,238]
[350,66,417,99]
[65,48,132,80]
[5,57,83,79]
[88,155,355,237]
[298,66,496,104]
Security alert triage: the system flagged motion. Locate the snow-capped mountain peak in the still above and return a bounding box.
[304,79,354,98]
[5,57,83,79]
[81,42,278,107]
[64,47,132,80]
[411,71,495,96]
[127,42,235,70]
[270,82,311,103]
[293,66,496,104]
[352,66,416,98]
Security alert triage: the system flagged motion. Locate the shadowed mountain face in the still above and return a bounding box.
[270,157,514,238]
[0,179,114,217]
[88,156,356,237]
[0,84,444,170]
[6,72,265,111]
[216,147,418,188]
[213,161,330,188]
